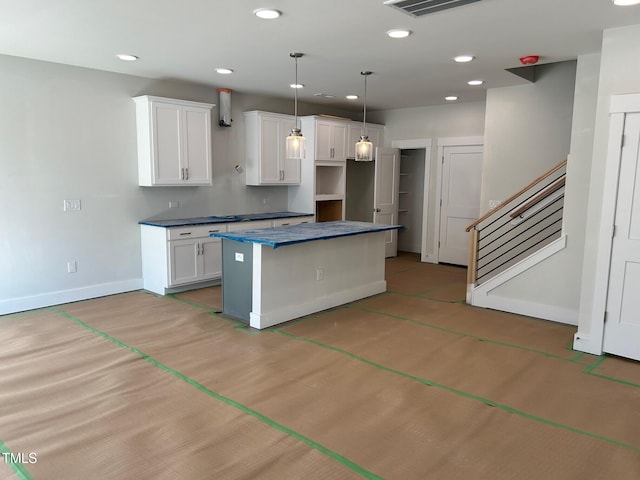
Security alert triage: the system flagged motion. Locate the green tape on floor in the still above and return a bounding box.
[0,439,33,480]
[167,292,640,389]
[49,307,383,480]
[275,329,640,453]
[351,305,577,362]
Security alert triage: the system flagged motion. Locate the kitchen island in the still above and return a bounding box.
[212,221,403,329]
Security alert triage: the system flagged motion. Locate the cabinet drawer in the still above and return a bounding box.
[167,224,228,240]
[272,217,314,227]
[227,220,273,232]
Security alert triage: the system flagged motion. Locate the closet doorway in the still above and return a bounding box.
[397,149,426,256]
[345,139,431,261]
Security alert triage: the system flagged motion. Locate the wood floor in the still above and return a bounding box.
[1,253,639,479]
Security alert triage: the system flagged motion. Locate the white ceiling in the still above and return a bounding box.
[2,0,640,112]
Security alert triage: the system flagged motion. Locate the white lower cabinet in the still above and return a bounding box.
[140,224,227,295]
[168,236,222,286]
[140,217,314,295]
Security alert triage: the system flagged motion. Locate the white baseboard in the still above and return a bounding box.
[0,278,144,315]
[572,332,604,356]
[472,292,578,326]
[250,280,387,329]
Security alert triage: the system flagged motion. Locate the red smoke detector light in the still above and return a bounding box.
[519,55,539,65]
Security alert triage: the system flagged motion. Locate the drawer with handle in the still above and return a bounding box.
[167,224,228,240]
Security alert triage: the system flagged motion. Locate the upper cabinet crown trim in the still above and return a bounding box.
[133,95,215,109]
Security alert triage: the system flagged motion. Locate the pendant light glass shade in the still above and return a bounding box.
[355,71,373,162]
[286,53,305,159]
[355,135,373,161]
[286,128,305,159]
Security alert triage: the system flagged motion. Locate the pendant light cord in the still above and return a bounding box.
[294,55,299,130]
[361,71,372,137]
[363,73,367,135]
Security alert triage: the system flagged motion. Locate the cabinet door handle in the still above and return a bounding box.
[196,243,200,255]
[374,208,381,213]
[185,167,189,180]
[180,232,192,236]
[200,242,204,255]
[209,229,220,233]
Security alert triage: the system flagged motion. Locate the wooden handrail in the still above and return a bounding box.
[509,177,566,218]
[465,159,567,232]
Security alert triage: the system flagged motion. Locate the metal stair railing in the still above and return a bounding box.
[466,159,567,286]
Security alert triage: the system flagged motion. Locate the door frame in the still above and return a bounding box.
[391,139,432,262]
[433,136,484,264]
[574,93,640,356]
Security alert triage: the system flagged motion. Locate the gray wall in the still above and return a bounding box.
[0,54,358,312]
[377,102,486,256]
[480,61,584,320]
[481,61,576,212]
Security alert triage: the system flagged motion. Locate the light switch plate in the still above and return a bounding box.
[63,199,81,212]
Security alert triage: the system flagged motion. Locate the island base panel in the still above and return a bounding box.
[250,232,386,329]
[221,240,253,323]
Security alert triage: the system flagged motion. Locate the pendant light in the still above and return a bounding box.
[285,52,305,159]
[355,71,373,161]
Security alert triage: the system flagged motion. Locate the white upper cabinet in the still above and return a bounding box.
[134,96,214,186]
[347,122,384,160]
[314,119,347,162]
[244,111,300,185]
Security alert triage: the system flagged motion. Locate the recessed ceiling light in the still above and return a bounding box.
[445,96,458,101]
[290,83,304,89]
[116,54,138,61]
[314,93,336,99]
[254,8,281,19]
[216,68,234,74]
[387,29,412,39]
[454,55,474,63]
[468,80,484,86]
[346,95,359,100]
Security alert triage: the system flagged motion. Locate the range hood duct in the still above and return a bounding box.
[383,0,483,17]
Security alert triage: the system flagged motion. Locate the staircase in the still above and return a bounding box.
[466,159,567,302]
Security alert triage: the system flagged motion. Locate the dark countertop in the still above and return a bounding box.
[211,221,404,248]
[138,211,313,228]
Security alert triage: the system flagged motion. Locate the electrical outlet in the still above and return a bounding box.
[316,268,324,281]
[67,261,77,274]
[488,200,502,210]
[169,200,180,209]
[235,252,244,262]
[263,197,271,206]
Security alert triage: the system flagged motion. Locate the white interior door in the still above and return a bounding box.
[603,112,640,361]
[438,144,483,265]
[374,147,400,257]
